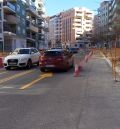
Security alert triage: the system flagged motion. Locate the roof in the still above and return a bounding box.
[47,49,64,51]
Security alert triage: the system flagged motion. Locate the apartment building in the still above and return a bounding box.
[0,0,27,52]
[0,0,45,52]
[97,1,110,43]
[35,0,47,49]
[94,0,120,47]
[93,15,100,43]
[61,7,94,48]
[49,14,61,47]
[26,0,39,48]
[48,7,94,48]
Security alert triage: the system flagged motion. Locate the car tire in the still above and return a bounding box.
[40,67,45,72]
[5,67,11,70]
[26,59,32,69]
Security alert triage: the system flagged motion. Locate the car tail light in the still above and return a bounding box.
[40,56,46,61]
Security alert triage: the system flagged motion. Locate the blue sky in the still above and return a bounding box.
[45,0,102,16]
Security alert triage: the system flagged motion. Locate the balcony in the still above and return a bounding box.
[27,21,38,33]
[3,1,16,14]
[26,6,38,17]
[38,8,44,14]
[4,15,17,24]
[27,34,36,42]
[76,13,83,17]
[3,26,16,37]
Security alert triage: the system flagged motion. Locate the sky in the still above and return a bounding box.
[45,0,102,16]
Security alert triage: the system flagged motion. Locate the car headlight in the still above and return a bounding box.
[3,58,7,63]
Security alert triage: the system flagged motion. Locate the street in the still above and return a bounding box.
[0,53,120,129]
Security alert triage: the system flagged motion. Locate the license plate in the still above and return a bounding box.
[9,63,17,65]
[46,65,55,67]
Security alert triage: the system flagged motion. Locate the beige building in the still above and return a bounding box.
[61,7,94,48]
[48,7,94,48]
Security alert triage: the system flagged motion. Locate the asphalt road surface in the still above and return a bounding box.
[0,54,120,129]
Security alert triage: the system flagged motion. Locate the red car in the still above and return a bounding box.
[39,49,73,72]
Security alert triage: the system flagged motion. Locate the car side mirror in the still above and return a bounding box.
[9,52,12,55]
[31,52,34,54]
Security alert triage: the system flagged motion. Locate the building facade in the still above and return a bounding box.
[97,1,110,45]
[48,7,94,48]
[0,0,45,52]
[61,7,94,48]
[48,14,61,48]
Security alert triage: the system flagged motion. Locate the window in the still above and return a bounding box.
[0,10,1,20]
[22,18,26,25]
[33,49,39,53]
[17,26,21,32]
[17,15,20,22]
[22,9,25,16]
[22,29,26,35]
[0,22,2,33]
[17,5,20,12]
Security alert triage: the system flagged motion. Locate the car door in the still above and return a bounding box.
[63,51,70,67]
[33,48,40,63]
[64,51,73,67]
[30,49,36,63]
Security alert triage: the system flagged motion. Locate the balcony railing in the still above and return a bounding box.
[26,21,38,33]
[3,1,16,13]
[3,26,16,36]
[26,5,38,17]
[27,34,36,41]
[4,15,17,24]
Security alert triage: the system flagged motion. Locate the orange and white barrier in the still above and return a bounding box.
[73,50,93,77]
[74,64,79,77]
[0,57,3,68]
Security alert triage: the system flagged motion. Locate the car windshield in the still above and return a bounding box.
[70,48,78,51]
[12,49,30,54]
[44,51,62,56]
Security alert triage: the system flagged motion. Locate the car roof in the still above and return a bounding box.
[47,49,65,52]
[15,47,36,50]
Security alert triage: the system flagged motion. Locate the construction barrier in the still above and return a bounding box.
[0,57,3,68]
[74,49,93,77]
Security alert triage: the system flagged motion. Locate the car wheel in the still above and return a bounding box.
[27,60,32,69]
[5,67,11,70]
[40,67,45,72]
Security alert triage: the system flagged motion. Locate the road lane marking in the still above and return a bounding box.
[0,71,7,75]
[20,73,53,90]
[0,69,35,84]
[0,86,14,89]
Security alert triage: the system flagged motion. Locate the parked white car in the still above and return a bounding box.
[4,48,40,70]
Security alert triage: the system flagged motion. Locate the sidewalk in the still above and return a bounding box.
[78,52,120,129]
